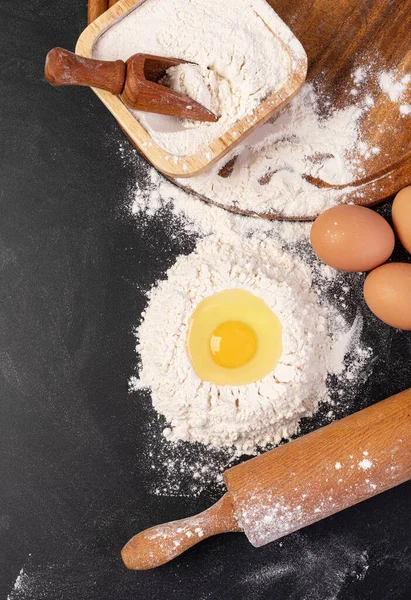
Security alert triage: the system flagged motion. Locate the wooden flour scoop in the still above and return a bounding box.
[122,388,411,570]
[44,48,218,122]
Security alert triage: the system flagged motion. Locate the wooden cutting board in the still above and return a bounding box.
[88,0,411,220]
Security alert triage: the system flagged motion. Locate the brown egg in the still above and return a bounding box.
[364,263,411,330]
[310,204,395,272]
[392,186,411,253]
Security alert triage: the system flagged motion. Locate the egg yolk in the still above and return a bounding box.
[186,289,283,386]
[210,321,258,368]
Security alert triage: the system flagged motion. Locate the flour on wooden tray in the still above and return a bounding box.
[378,70,411,102]
[97,4,409,217]
[93,0,294,156]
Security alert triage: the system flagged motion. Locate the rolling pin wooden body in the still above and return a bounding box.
[122,389,411,569]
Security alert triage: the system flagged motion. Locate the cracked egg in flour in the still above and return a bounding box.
[132,235,368,453]
[187,289,283,386]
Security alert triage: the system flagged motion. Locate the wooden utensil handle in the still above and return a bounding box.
[45,48,126,96]
[122,389,411,569]
[88,0,109,23]
[122,493,240,570]
[88,0,117,24]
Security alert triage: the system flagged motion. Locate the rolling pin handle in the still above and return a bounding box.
[121,493,241,570]
[44,48,126,96]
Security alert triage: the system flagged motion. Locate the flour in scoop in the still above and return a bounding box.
[160,64,222,119]
[93,0,294,157]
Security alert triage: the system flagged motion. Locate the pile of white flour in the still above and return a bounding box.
[130,234,358,454]
[93,0,294,156]
[121,145,375,490]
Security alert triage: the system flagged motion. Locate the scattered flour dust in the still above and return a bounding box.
[233,449,380,549]
[175,83,368,218]
[7,568,28,600]
[378,70,411,102]
[378,69,411,121]
[236,535,369,599]
[358,458,373,471]
[93,0,296,157]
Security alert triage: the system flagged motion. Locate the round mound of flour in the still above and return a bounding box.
[132,235,336,454]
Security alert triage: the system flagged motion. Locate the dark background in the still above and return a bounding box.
[1,1,411,598]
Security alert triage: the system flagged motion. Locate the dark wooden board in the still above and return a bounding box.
[87,0,411,219]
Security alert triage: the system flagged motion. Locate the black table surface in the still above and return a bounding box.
[1,1,411,598]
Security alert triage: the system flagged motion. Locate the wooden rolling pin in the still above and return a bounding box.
[122,388,411,569]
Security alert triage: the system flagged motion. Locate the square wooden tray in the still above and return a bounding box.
[76,0,307,178]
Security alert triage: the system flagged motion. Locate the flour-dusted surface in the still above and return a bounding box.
[378,70,411,103]
[176,59,411,217]
[7,569,27,600]
[127,70,386,218]
[93,0,293,156]
[175,82,368,217]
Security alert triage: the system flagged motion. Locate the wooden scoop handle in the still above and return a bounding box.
[88,0,108,23]
[45,48,126,96]
[121,493,240,570]
[88,0,117,24]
